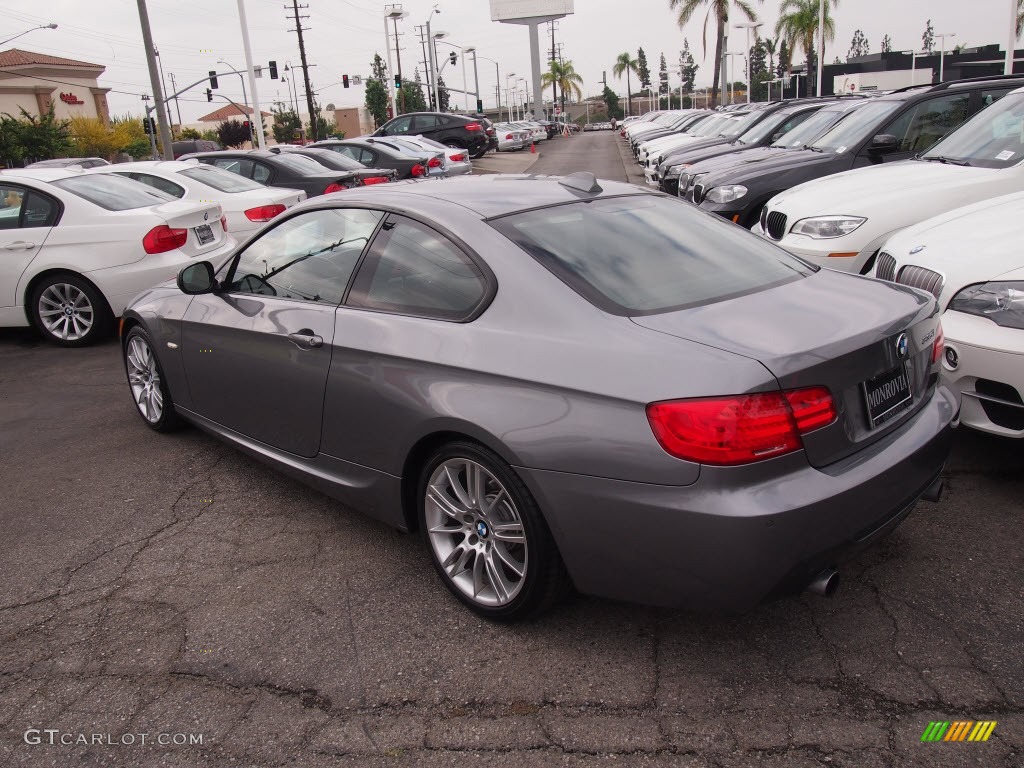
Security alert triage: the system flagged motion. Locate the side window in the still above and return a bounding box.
[21,192,59,228]
[979,88,1012,109]
[882,94,971,153]
[385,116,414,135]
[211,158,254,178]
[347,216,489,321]
[252,162,272,184]
[133,173,186,198]
[332,145,360,162]
[0,184,25,230]
[228,208,383,304]
[412,115,442,131]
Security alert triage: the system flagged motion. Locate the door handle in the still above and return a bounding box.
[287,331,323,349]
[3,241,35,251]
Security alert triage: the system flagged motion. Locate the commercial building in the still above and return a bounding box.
[0,48,110,126]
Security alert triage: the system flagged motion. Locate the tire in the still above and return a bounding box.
[30,273,112,347]
[444,141,465,150]
[123,326,182,432]
[470,148,488,160]
[418,440,571,621]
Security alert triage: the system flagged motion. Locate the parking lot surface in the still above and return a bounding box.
[2,135,1023,767]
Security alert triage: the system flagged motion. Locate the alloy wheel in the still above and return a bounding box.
[126,336,163,423]
[424,458,528,607]
[37,283,94,342]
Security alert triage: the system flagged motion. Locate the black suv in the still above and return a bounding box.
[693,74,1024,228]
[371,112,491,158]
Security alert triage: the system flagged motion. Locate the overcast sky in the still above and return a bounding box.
[1,0,1019,122]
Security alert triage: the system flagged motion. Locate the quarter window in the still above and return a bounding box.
[228,208,383,304]
[385,116,414,135]
[0,184,25,230]
[119,172,186,198]
[347,217,488,321]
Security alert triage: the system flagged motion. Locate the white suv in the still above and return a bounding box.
[755,86,1024,274]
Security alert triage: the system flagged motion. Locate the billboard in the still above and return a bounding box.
[490,0,574,21]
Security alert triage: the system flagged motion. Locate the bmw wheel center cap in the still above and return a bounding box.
[476,521,489,538]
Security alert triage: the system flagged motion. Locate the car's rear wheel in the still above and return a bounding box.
[444,140,465,150]
[124,326,181,432]
[30,273,111,347]
[419,441,569,620]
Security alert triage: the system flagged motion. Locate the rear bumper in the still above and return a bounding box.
[517,382,958,611]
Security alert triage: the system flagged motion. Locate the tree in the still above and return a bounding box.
[601,84,623,119]
[8,105,72,162]
[748,39,770,101]
[271,102,301,144]
[679,39,699,93]
[669,0,760,109]
[437,76,451,112]
[613,52,638,116]
[775,0,838,96]
[68,116,118,159]
[110,116,151,159]
[217,118,250,148]
[1018,0,1023,38]
[761,37,777,76]
[200,128,219,142]
[636,47,652,93]
[880,34,893,53]
[370,52,388,83]
[401,71,427,113]
[0,116,24,166]
[777,39,791,78]
[848,29,869,60]
[365,79,389,127]
[922,19,934,54]
[179,127,202,140]
[658,52,670,98]
[542,59,584,114]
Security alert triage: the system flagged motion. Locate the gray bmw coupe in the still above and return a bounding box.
[121,173,958,620]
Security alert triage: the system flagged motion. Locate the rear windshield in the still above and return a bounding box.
[179,165,264,192]
[810,100,902,152]
[52,174,174,210]
[299,150,363,170]
[273,153,328,173]
[491,195,813,315]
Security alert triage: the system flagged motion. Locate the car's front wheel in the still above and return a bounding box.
[30,273,112,346]
[124,326,181,432]
[419,441,569,620]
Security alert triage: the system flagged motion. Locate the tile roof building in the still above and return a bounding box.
[0,48,110,125]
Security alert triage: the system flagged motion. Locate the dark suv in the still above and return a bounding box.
[371,112,490,158]
[692,74,1024,229]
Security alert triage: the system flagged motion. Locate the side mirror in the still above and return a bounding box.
[177,261,216,294]
[868,134,899,154]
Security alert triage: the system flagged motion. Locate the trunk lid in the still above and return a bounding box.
[631,269,941,467]
[152,199,227,258]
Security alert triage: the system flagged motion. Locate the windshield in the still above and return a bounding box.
[274,153,330,173]
[691,115,731,136]
[921,91,1024,169]
[810,100,902,152]
[179,165,264,192]
[52,174,174,210]
[720,111,763,138]
[491,195,812,315]
[771,105,851,148]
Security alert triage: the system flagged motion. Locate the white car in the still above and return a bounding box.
[874,192,1024,438]
[93,160,305,236]
[624,111,686,141]
[0,169,234,346]
[511,122,547,143]
[636,114,739,166]
[755,86,1024,274]
[493,124,528,151]
[386,135,472,175]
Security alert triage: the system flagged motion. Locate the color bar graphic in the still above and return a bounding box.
[921,721,996,743]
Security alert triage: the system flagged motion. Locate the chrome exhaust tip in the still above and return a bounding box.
[807,568,840,598]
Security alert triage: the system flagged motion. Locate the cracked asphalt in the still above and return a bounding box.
[2,135,1023,766]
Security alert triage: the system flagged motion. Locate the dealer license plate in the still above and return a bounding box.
[862,364,912,429]
[194,224,214,246]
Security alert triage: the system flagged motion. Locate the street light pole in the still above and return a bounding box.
[734,22,762,103]
[816,0,825,96]
[0,22,57,48]
[468,48,480,113]
[478,55,500,116]
[936,33,956,82]
[1007,0,1018,75]
[384,6,408,119]
[235,0,267,149]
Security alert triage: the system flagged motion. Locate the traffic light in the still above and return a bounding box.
[395,74,402,89]
[243,121,251,130]
[143,117,156,135]
[448,52,457,66]
[205,88,213,102]
[208,70,219,89]
[269,60,278,80]
[342,74,350,88]
[477,99,484,113]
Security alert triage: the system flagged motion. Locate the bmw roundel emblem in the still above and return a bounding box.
[476,521,489,538]
[909,245,925,254]
[203,211,209,221]
[896,333,908,359]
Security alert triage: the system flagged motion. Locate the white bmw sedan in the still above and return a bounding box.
[875,191,1024,438]
[0,168,235,346]
[93,161,305,235]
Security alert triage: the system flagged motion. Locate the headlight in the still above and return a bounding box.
[665,164,684,178]
[948,282,1024,330]
[704,185,747,204]
[790,216,866,239]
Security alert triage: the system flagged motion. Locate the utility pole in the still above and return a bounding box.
[135,0,174,159]
[393,17,406,113]
[416,26,433,110]
[154,47,174,135]
[167,72,183,129]
[287,0,319,140]
[548,20,558,118]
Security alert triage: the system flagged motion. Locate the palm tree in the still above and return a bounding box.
[762,36,777,77]
[542,60,584,116]
[775,0,838,97]
[1018,0,1023,38]
[669,0,759,108]
[613,52,639,116]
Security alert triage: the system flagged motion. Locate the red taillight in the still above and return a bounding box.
[220,214,228,232]
[450,153,466,162]
[324,182,345,194]
[428,157,442,168]
[505,133,514,140]
[143,225,188,255]
[360,176,389,186]
[410,164,426,177]
[243,204,286,222]
[464,122,482,131]
[931,322,944,364]
[646,387,836,466]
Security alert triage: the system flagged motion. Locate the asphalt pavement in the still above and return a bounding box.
[1,134,1023,767]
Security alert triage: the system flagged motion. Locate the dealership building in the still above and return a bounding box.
[0,48,110,126]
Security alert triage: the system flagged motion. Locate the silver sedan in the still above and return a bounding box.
[121,174,957,620]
